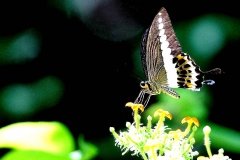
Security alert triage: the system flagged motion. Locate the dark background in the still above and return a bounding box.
[0,0,239,159]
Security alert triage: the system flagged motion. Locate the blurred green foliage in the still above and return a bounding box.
[0,76,64,119]
[0,29,40,65]
[0,122,98,160]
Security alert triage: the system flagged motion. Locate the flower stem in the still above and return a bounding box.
[140,149,148,160]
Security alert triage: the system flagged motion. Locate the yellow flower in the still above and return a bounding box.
[110,107,231,160]
[181,116,199,136]
[125,102,144,112]
[197,156,210,160]
[152,109,172,138]
[154,109,172,120]
[168,129,185,141]
[181,116,200,127]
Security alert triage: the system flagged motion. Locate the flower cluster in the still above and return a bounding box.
[110,102,231,160]
[197,126,232,160]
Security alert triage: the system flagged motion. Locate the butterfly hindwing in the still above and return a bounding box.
[173,53,204,90]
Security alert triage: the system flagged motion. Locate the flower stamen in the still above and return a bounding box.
[125,102,144,131]
[152,109,172,138]
[203,126,212,157]
[182,116,200,136]
[168,129,184,141]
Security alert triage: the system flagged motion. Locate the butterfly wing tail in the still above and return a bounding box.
[204,68,221,75]
[202,68,221,85]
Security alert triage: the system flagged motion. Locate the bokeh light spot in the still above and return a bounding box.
[188,16,225,59]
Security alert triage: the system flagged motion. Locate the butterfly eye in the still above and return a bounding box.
[140,81,148,89]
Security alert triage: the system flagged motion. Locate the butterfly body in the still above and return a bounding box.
[134,7,221,106]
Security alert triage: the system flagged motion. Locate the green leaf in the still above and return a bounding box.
[1,150,71,160]
[0,122,75,155]
[78,135,98,160]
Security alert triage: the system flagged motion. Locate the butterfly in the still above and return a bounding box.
[134,7,221,107]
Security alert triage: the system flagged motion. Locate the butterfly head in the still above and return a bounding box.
[140,81,160,95]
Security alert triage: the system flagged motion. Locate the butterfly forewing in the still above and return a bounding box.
[144,8,182,87]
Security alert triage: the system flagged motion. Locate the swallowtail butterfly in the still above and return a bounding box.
[134,7,221,106]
